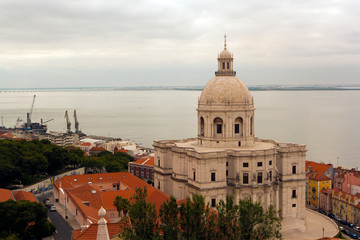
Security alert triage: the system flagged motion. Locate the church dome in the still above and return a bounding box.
[199,76,252,105]
[219,49,232,58]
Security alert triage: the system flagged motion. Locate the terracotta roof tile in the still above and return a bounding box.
[73,222,122,240]
[0,189,14,202]
[100,189,135,210]
[306,161,332,175]
[308,173,331,181]
[131,157,154,167]
[80,142,91,146]
[55,172,169,223]
[13,191,37,202]
[115,148,129,153]
[1,133,13,139]
[90,147,107,151]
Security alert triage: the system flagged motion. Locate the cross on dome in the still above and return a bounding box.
[224,34,227,50]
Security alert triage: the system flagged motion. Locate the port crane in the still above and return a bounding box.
[41,118,54,125]
[64,110,71,133]
[74,110,79,134]
[26,95,36,130]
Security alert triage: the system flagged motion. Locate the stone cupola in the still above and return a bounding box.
[197,36,255,148]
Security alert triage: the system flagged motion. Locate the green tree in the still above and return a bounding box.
[82,157,104,173]
[66,146,85,168]
[216,194,240,239]
[121,187,159,240]
[114,196,130,219]
[159,196,179,240]
[179,194,215,240]
[0,200,55,240]
[237,197,282,240]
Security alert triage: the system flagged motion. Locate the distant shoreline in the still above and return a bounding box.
[1,85,360,92]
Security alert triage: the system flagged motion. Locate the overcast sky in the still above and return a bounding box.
[0,0,359,88]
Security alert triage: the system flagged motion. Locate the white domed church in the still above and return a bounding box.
[154,39,307,231]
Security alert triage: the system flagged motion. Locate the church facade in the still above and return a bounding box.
[153,40,307,231]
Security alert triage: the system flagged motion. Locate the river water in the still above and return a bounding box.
[0,90,359,168]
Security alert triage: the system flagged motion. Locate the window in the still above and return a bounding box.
[157,181,160,189]
[217,124,222,134]
[257,162,263,167]
[292,204,296,208]
[193,171,196,181]
[227,62,229,69]
[243,173,249,184]
[226,170,228,176]
[269,160,272,165]
[211,198,216,207]
[250,117,253,135]
[110,213,114,218]
[243,162,249,167]
[200,117,204,136]
[292,189,297,198]
[214,118,223,135]
[234,117,243,136]
[257,172,263,183]
[211,172,216,182]
[226,162,228,167]
[158,159,160,167]
[222,62,225,69]
[269,171,272,181]
[235,124,239,133]
[292,165,296,174]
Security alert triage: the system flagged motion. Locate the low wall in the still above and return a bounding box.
[17,168,85,195]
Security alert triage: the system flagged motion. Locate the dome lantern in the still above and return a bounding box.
[216,34,236,76]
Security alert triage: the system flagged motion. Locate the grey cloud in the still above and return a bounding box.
[0,0,359,88]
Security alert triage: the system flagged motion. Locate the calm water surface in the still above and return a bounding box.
[0,90,359,168]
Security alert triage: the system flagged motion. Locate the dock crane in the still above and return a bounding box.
[64,110,71,133]
[26,95,36,130]
[74,110,79,134]
[41,118,54,125]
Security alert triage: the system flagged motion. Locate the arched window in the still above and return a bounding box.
[234,117,243,136]
[200,117,204,136]
[213,117,223,136]
[250,116,253,135]
[227,62,229,69]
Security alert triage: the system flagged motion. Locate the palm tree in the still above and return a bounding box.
[114,196,130,219]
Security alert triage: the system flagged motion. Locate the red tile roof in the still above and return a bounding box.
[115,148,129,153]
[89,147,107,151]
[307,172,331,181]
[73,222,122,240]
[306,161,332,175]
[0,133,13,139]
[0,189,14,202]
[13,191,37,202]
[66,184,105,223]
[54,172,169,223]
[80,142,91,147]
[130,157,154,167]
[101,189,135,210]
